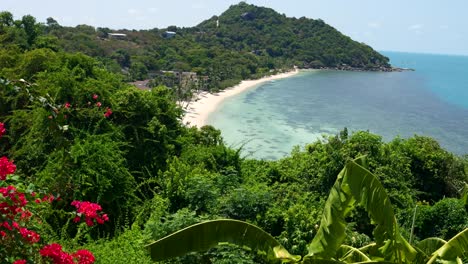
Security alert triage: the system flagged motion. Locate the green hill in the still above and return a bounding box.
[197,2,390,69]
[9,2,392,89]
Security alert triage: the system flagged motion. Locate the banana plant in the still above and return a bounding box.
[145,157,468,263]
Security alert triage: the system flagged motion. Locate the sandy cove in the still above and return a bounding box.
[182,69,300,127]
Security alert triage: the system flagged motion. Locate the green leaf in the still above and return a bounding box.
[416,237,447,257]
[335,245,371,263]
[307,157,416,262]
[145,219,301,262]
[412,238,447,264]
[427,228,468,264]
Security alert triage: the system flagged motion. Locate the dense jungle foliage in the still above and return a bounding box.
[0,4,467,264]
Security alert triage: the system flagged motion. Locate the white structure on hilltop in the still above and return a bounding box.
[108,33,127,39]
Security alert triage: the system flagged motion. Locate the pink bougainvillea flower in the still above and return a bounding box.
[64,102,71,109]
[40,243,95,264]
[71,201,109,226]
[19,227,40,243]
[40,243,74,264]
[0,122,5,138]
[104,108,112,118]
[96,102,102,107]
[13,260,27,264]
[92,94,98,100]
[0,156,16,180]
[73,249,95,264]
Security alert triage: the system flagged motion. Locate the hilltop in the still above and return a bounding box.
[197,2,390,70]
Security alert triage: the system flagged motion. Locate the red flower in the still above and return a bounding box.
[64,102,71,109]
[19,227,40,243]
[0,156,16,180]
[13,260,27,264]
[71,201,108,226]
[104,108,112,118]
[96,102,102,108]
[41,194,55,203]
[73,249,95,264]
[92,94,98,100]
[0,122,5,138]
[40,243,94,264]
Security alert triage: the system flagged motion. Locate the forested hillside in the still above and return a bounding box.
[3,2,390,90]
[0,4,467,264]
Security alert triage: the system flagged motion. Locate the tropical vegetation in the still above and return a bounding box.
[0,2,467,264]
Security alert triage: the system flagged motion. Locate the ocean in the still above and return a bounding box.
[206,52,468,159]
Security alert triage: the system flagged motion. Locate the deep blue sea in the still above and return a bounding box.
[207,52,468,159]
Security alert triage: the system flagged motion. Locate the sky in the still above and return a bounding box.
[2,0,468,55]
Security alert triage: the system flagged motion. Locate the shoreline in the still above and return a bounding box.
[182,68,300,127]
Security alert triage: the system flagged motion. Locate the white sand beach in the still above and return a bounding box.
[182,69,300,127]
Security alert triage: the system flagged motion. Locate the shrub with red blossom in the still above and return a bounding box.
[103,107,112,118]
[0,122,5,137]
[40,243,96,264]
[71,201,109,226]
[0,156,16,180]
[0,123,106,263]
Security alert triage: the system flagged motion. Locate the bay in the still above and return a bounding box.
[207,52,468,159]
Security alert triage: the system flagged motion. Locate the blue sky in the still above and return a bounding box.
[2,0,468,55]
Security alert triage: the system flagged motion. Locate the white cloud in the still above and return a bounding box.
[148,7,158,14]
[127,9,139,15]
[83,16,96,24]
[368,22,381,29]
[191,1,206,9]
[408,24,423,30]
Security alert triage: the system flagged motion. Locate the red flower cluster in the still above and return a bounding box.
[0,123,103,263]
[73,250,96,264]
[104,107,112,118]
[92,94,98,100]
[18,225,41,243]
[1,221,40,243]
[0,122,5,138]
[71,201,109,226]
[40,243,95,264]
[0,185,31,219]
[64,102,71,109]
[0,156,16,180]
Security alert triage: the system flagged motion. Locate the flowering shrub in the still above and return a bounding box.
[71,201,109,227]
[0,122,107,263]
[0,156,16,181]
[40,243,95,264]
[0,123,5,137]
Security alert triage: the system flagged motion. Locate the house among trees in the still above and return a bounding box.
[108,33,127,39]
[163,31,176,39]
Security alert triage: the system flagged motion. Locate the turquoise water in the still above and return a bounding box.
[207,52,468,159]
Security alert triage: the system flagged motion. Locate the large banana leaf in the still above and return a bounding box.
[307,157,416,262]
[427,228,468,264]
[416,238,447,257]
[145,219,301,262]
[335,245,371,263]
[411,238,447,264]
